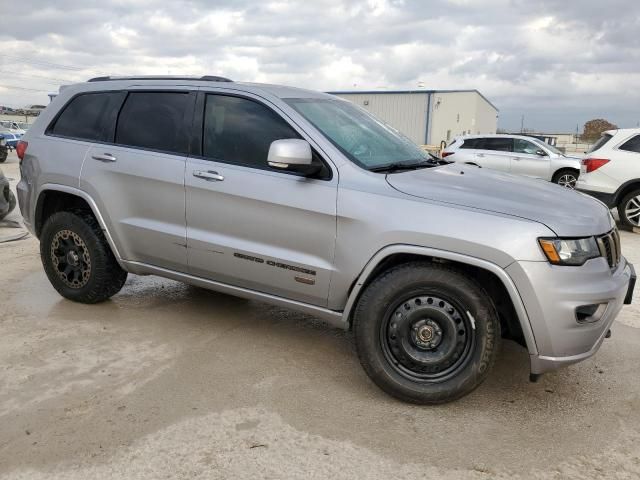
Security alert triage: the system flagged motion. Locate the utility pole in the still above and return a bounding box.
[520,115,524,133]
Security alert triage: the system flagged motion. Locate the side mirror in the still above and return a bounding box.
[268,139,319,176]
[536,149,547,156]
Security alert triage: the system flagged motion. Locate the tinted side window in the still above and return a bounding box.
[115,92,190,154]
[49,92,125,141]
[460,138,483,149]
[203,94,300,168]
[619,135,640,154]
[482,138,513,152]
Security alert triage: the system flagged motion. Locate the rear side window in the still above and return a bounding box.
[588,133,613,153]
[202,94,301,169]
[115,92,191,154]
[49,92,125,142]
[619,135,640,154]
[460,138,483,149]
[482,138,513,152]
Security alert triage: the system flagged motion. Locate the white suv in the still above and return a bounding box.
[443,134,581,188]
[576,128,640,227]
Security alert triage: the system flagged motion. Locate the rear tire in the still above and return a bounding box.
[7,190,16,215]
[552,168,579,189]
[618,188,640,228]
[40,210,127,303]
[353,262,500,404]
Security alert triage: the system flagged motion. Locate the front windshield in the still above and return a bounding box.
[285,97,430,170]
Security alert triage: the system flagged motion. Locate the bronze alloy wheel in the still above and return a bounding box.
[50,229,92,289]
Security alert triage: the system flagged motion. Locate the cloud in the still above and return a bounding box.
[0,0,639,131]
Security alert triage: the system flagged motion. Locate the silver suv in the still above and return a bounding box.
[16,76,635,404]
[443,134,581,188]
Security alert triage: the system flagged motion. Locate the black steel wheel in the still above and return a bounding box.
[382,294,475,382]
[353,262,500,404]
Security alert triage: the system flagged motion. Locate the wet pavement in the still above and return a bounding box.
[0,152,639,479]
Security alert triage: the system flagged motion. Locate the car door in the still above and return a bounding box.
[510,138,552,179]
[185,91,338,307]
[473,137,513,172]
[81,89,196,272]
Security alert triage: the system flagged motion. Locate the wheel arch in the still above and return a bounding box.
[552,166,579,180]
[613,179,640,207]
[341,246,538,355]
[35,184,123,263]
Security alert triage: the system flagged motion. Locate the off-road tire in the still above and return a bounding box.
[7,190,16,216]
[552,168,579,189]
[353,262,500,404]
[40,210,127,303]
[618,188,640,228]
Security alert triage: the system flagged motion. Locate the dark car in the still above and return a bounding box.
[0,167,16,219]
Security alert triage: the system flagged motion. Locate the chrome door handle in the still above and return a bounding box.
[91,153,117,162]
[476,153,485,158]
[193,170,224,182]
[512,157,521,161]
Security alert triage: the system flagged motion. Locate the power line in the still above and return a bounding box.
[0,70,74,84]
[0,84,51,92]
[0,54,85,71]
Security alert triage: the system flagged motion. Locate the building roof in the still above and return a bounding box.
[326,89,498,111]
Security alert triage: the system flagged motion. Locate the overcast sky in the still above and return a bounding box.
[1,0,638,132]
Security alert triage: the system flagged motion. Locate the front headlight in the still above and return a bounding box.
[538,237,600,266]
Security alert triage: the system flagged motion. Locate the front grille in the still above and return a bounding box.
[597,228,621,269]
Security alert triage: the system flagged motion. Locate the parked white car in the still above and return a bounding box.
[0,121,26,135]
[443,134,581,188]
[576,128,640,226]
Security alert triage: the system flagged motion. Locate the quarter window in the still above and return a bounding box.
[115,92,191,154]
[203,94,300,169]
[49,92,125,142]
[588,133,613,153]
[619,135,640,154]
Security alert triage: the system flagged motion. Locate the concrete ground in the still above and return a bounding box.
[1,151,639,479]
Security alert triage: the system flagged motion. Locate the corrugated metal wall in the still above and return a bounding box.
[330,92,429,145]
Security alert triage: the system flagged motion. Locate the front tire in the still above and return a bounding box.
[40,210,127,303]
[552,168,579,189]
[353,262,500,404]
[618,188,640,227]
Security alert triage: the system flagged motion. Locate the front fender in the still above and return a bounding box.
[340,244,539,356]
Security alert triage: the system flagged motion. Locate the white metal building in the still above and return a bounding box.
[327,89,498,147]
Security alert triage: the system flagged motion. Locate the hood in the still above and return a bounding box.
[386,164,613,237]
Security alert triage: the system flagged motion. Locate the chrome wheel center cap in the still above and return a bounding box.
[417,325,434,343]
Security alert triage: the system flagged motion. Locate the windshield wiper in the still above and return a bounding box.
[369,159,437,173]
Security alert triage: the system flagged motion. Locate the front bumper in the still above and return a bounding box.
[506,257,633,374]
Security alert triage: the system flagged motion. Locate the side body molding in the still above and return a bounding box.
[340,245,539,356]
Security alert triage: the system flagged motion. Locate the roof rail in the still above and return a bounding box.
[87,75,233,83]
